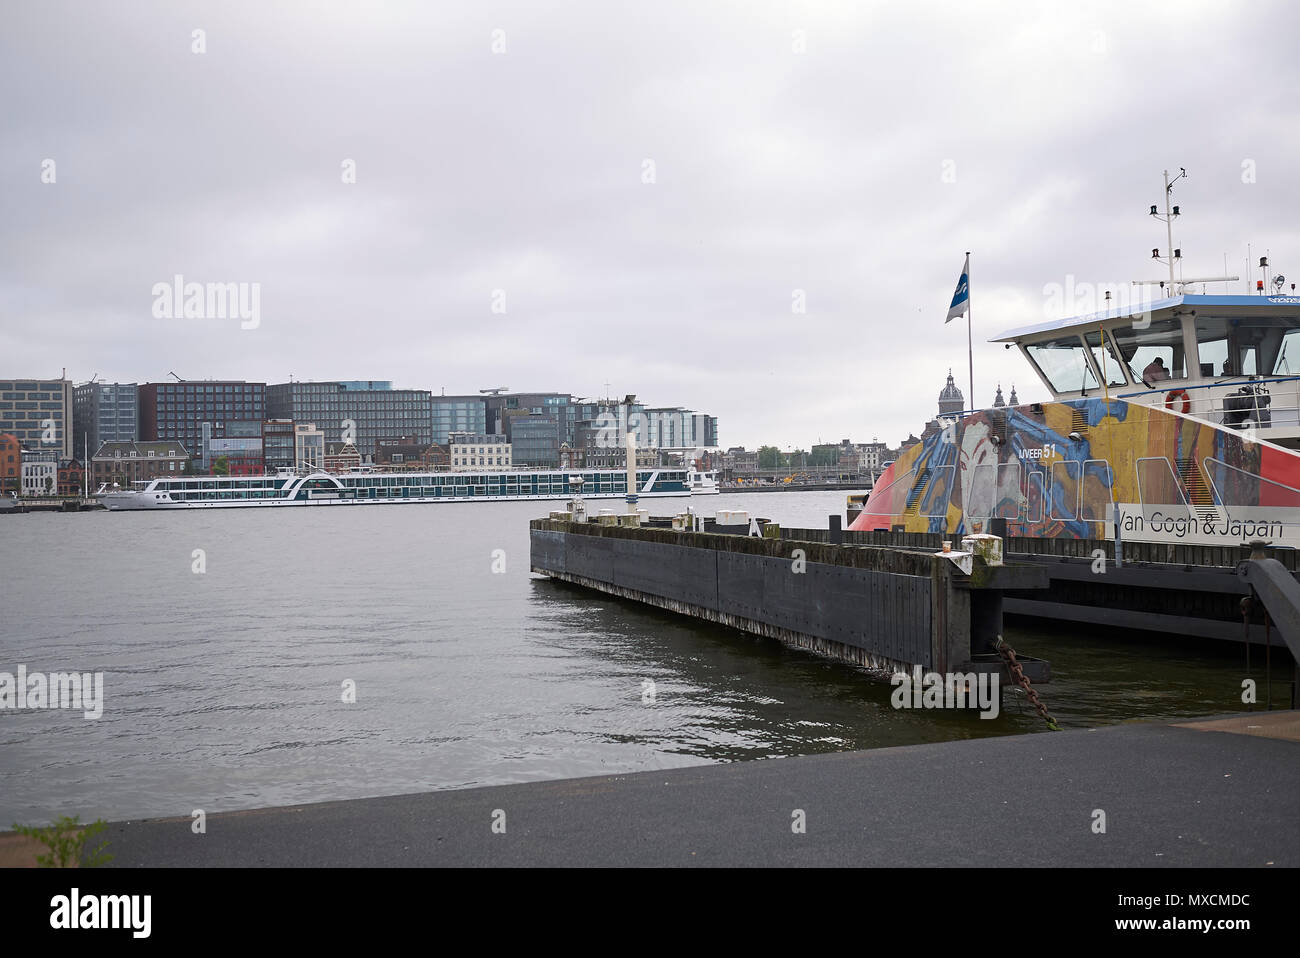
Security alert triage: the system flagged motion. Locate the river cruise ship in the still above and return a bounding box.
[100,466,713,511]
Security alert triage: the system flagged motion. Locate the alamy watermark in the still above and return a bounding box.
[890,666,999,719]
[151,274,260,329]
[1043,276,1151,328]
[0,665,104,719]
[50,889,150,938]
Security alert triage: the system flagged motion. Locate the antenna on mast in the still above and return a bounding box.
[1132,168,1237,293]
[1149,167,1186,289]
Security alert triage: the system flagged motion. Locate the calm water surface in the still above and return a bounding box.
[0,490,1248,824]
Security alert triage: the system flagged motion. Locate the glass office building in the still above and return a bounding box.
[139,381,266,463]
[267,381,433,460]
[73,382,138,455]
[430,395,487,445]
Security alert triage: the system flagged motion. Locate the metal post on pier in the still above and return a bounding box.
[625,428,638,516]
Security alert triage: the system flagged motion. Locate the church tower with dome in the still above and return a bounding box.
[938,369,965,417]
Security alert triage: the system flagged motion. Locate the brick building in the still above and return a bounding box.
[92,441,191,487]
[374,436,430,470]
[323,442,362,474]
[57,458,85,496]
[0,433,19,493]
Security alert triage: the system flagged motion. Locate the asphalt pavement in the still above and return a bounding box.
[99,713,1299,867]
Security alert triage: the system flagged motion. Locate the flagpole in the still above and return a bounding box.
[966,251,974,411]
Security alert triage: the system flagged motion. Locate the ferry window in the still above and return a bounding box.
[1083,330,1128,386]
[1025,471,1045,522]
[1136,457,1190,520]
[921,464,955,518]
[1271,321,1300,374]
[1195,314,1300,378]
[967,463,996,519]
[1203,457,1300,509]
[1025,336,1099,393]
[863,467,917,518]
[1110,318,1187,384]
[994,462,1022,518]
[1079,459,1113,522]
[1195,316,1249,377]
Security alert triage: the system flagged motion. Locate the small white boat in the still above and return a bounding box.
[687,468,721,495]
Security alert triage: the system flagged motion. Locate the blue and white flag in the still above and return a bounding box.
[946,254,970,323]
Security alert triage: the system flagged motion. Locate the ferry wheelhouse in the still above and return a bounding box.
[850,294,1300,548]
[101,467,703,510]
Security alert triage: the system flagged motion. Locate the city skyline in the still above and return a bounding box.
[5,2,1298,450]
[5,367,991,454]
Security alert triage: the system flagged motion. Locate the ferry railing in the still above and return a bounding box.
[1118,376,1300,431]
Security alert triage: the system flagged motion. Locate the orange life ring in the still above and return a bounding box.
[1164,389,1191,414]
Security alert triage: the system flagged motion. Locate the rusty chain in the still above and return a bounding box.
[996,636,1060,731]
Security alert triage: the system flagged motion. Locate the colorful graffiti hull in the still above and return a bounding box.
[848,398,1300,548]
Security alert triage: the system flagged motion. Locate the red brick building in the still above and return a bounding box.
[57,458,85,496]
[323,442,362,474]
[422,443,449,470]
[374,436,449,471]
[0,433,19,493]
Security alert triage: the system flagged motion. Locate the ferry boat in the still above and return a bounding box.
[850,290,1300,548]
[100,466,706,511]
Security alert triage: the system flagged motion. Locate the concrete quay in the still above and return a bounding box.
[64,711,1300,868]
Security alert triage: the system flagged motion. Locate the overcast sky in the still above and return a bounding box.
[4,1,1298,449]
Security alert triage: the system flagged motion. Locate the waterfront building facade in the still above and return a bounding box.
[73,382,138,455]
[375,435,436,470]
[262,419,296,471]
[857,441,889,473]
[448,432,511,470]
[92,440,191,486]
[267,381,433,460]
[0,378,73,460]
[573,398,641,447]
[638,407,719,449]
[722,447,760,476]
[57,458,85,496]
[323,442,362,473]
[139,381,266,464]
[579,442,659,469]
[0,433,19,493]
[505,414,559,467]
[431,395,487,445]
[21,458,58,496]
[294,423,325,471]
